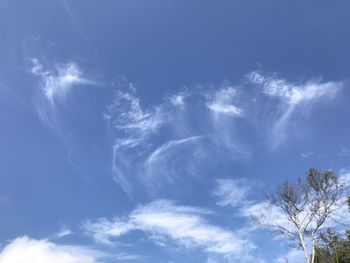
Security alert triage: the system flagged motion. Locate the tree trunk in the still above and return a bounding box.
[311,237,316,263]
[298,232,310,263]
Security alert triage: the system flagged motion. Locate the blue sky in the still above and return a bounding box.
[1,0,350,262]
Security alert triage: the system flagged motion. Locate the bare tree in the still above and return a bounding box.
[253,169,347,263]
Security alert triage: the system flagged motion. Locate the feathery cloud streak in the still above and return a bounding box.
[30,59,92,145]
[31,59,90,104]
[248,71,343,148]
[105,82,246,195]
[83,200,255,262]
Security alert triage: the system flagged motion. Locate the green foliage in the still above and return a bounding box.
[314,195,350,263]
[315,234,350,263]
[307,168,339,193]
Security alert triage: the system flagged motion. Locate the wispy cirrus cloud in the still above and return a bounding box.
[105,82,248,196]
[248,71,341,105]
[104,83,165,193]
[30,59,92,142]
[248,71,343,148]
[30,59,97,174]
[31,58,91,104]
[83,200,256,262]
[0,236,105,263]
[104,85,163,146]
[143,136,204,189]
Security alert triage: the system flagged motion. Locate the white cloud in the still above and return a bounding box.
[31,59,90,104]
[0,236,104,263]
[248,71,343,148]
[84,200,255,260]
[206,87,243,117]
[213,178,253,207]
